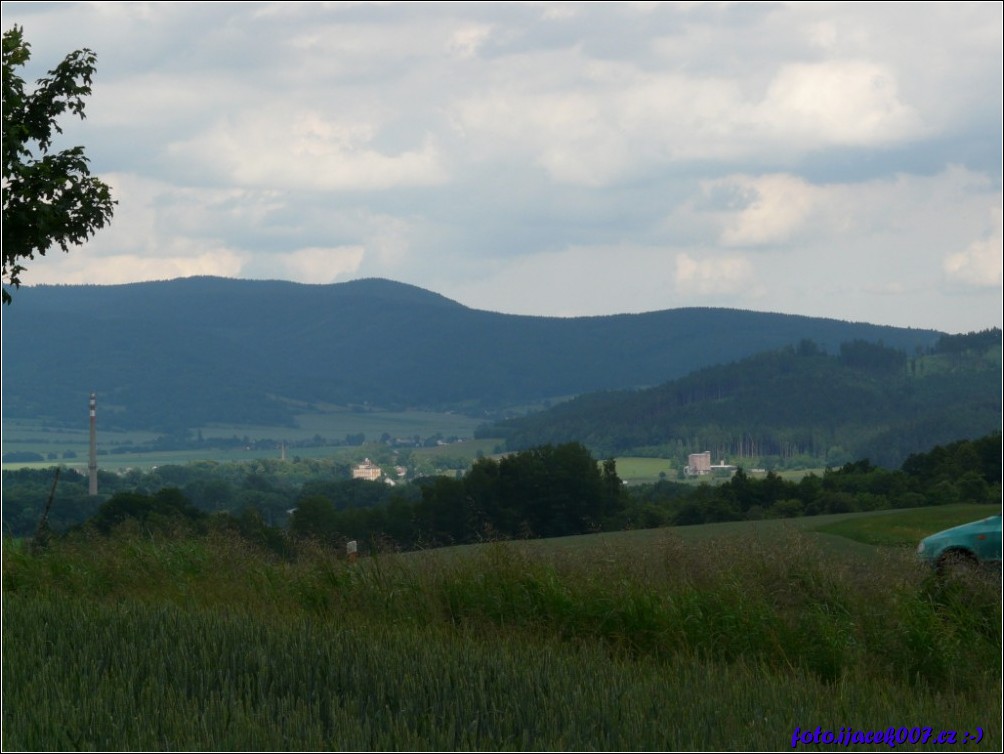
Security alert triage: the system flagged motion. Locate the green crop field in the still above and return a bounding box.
[3,508,1000,751]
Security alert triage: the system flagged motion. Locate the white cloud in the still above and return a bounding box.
[453,55,925,188]
[448,24,493,59]
[755,60,924,147]
[441,243,771,316]
[279,246,365,284]
[943,208,1004,289]
[72,173,283,257]
[170,110,449,191]
[708,173,820,247]
[440,243,679,316]
[674,253,762,298]
[91,73,256,130]
[452,67,748,186]
[669,165,1001,329]
[540,4,579,21]
[24,248,245,286]
[701,166,1001,258]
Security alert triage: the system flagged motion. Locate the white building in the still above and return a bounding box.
[352,458,382,481]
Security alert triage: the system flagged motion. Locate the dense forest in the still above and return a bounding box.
[2,277,944,430]
[5,433,999,554]
[484,330,1002,469]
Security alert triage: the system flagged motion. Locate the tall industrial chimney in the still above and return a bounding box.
[88,392,98,495]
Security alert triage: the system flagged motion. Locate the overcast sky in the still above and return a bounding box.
[4,1,1001,333]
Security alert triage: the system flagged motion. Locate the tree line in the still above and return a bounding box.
[289,443,625,550]
[4,434,999,558]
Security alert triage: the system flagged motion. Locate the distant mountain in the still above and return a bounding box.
[1,276,947,432]
[486,333,1003,468]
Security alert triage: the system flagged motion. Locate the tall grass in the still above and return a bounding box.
[3,527,1001,750]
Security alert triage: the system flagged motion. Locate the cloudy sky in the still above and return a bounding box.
[4,1,1001,333]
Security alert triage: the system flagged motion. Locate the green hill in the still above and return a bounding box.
[488,332,1002,468]
[2,276,946,432]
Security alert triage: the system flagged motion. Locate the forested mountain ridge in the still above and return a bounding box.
[2,276,947,431]
[486,333,1002,469]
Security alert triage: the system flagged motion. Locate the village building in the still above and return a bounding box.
[352,458,382,481]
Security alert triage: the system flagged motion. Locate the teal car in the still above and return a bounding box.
[916,514,1002,573]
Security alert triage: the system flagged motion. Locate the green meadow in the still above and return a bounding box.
[1,409,493,471]
[6,411,816,484]
[813,505,999,547]
[3,506,1000,751]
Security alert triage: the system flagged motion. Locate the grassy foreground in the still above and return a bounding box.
[2,518,1001,750]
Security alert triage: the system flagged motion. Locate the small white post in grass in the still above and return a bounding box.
[347,540,358,563]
